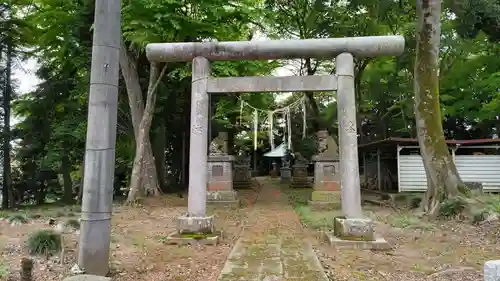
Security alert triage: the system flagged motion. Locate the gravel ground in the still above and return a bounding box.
[1,189,258,281]
[304,203,500,281]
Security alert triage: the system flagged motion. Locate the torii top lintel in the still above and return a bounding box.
[145,35,405,63]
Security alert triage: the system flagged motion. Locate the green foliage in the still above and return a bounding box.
[7,214,28,224]
[386,214,434,230]
[438,197,467,218]
[64,218,80,230]
[294,205,335,230]
[472,209,490,224]
[389,214,421,228]
[447,0,500,42]
[0,263,8,278]
[410,196,422,209]
[26,229,62,256]
[2,0,500,209]
[294,135,317,161]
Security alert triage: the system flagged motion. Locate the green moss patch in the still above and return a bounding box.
[179,232,219,240]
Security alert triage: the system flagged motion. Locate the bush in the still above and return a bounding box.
[438,197,466,218]
[0,211,8,219]
[8,214,28,225]
[0,263,8,278]
[64,218,80,230]
[410,196,422,209]
[26,229,62,256]
[485,197,500,213]
[472,209,490,224]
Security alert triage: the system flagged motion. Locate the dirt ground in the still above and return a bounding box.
[283,187,500,281]
[0,188,258,281]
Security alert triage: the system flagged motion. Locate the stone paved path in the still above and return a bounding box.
[217,177,328,281]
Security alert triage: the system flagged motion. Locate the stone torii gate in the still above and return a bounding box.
[145,36,405,236]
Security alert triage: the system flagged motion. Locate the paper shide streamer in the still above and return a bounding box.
[237,96,307,153]
[268,111,275,149]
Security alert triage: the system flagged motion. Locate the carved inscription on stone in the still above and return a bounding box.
[342,119,356,133]
[192,96,206,135]
[212,165,223,177]
[348,224,365,236]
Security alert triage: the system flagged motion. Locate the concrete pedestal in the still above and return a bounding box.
[309,158,341,209]
[291,164,310,188]
[233,157,252,189]
[280,167,292,184]
[167,215,221,245]
[325,217,390,250]
[207,155,239,206]
[176,215,215,234]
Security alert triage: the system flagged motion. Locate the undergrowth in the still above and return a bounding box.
[438,197,467,218]
[0,264,8,278]
[64,218,81,230]
[8,214,29,225]
[26,229,62,257]
[280,186,337,230]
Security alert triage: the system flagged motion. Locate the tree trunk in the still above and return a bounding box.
[127,63,166,203]
[153,119,166,190]
[119,39,160,198]
[61,153,74,204]
[414,0,467,217]
[354,59,370,142]
[2,38,13,209]
[36,180,46,206]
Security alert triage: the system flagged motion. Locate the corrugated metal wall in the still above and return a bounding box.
[398,155,500,192]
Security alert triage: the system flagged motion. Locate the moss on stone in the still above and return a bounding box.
[178,231,220,240]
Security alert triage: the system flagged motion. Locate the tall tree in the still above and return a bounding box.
[119,40,162,200]
[448,0,500,42]
[126,63,166,202]
[0,1,27,208]
[414,0,467,217]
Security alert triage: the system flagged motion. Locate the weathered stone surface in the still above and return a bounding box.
[207,154,234,193]
[313,161,340,191]
[176,215,215,234]
[308,190,341,209]
[63,275,111,281]
[310,190,340,202]
[484,260,500,281]
[312,132,340,193]
[216,178,329,281]
[207,190,238,201]
[233,156,252,189]
[313,133,339,161]
[209,132,228,155]
[291,164,310,188]
[280,167,292,184]
[333,217,375,241]
[325,232,390,250]
[233,165,251,180]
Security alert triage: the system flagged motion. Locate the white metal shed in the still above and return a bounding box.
[397,139,500,192]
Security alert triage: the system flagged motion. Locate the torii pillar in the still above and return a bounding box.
[145,36,404,246]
